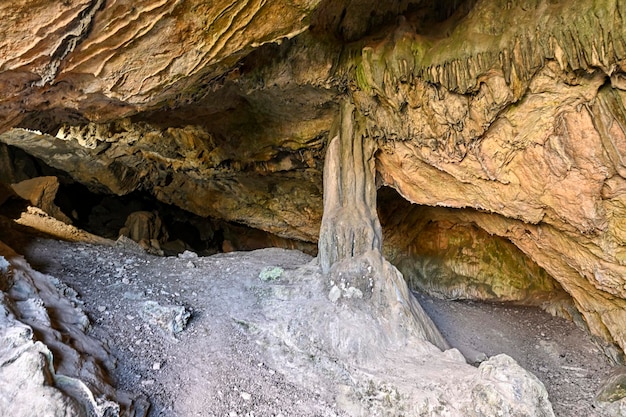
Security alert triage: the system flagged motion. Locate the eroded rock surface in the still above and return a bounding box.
[11,176,72,224]
[379,191,571,308]
[352,0,626,354]
[0,241,144,417]
[318,100,382,273]
[254,252,555,417]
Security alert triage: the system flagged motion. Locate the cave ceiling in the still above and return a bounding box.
[2,0,626,356]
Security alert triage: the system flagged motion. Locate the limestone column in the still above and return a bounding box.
[318,99,382,273]
[318,98,449,351]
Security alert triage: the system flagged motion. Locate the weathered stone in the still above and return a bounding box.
[11,176,72,224]
[139,301,190,335]
[253,254,555,416]
[597,367,626,403]
[119,211,168,249]
[318,100,382,274]
[0,124,326,242]
[596,367,626,415]
[115,235,147,254]
[317,97,447,351]
[178,250,198,260]
[348,2,626,354]
[467,354,553,417]
[0,242,137,416]
[379,190,570,307]
[0,0,323,131]
[259,266,284,282]
[0,333,82,417]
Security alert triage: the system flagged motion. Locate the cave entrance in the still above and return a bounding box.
[377,186,577,319]
[0,142,316,257]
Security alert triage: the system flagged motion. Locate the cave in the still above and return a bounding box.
[2,0,626,416]
[1,142,316,257]
[378,186,573,306]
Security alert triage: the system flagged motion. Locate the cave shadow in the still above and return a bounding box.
[377,185,576,320]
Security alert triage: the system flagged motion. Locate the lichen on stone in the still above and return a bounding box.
[259,266,284,282]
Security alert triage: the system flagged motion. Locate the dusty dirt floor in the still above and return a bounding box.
[415,294,614,417]
[0,211,618,417]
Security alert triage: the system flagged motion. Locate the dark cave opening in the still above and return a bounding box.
[0,142,316,257]
[376,186,577,318]
[55,186,317,256]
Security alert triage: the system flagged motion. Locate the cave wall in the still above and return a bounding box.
[378,188,568,307]
[351,0,626,353]
[0,0,324,131]
[0,118,326,242]
[1,0,626,354]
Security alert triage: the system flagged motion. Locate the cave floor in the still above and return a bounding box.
[416,293,614,417]
[15,238,341,416]
[2,214,616,417]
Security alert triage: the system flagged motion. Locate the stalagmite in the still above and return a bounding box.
[318,98,449,351]
[318,100,382,273]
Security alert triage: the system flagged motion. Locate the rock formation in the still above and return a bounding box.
[317,96,448,350]
[11,176,73,224]
[318,99,382,274]
[119,210,169,253]
[1,0,626,374]
[254,251,556,416]
[379,189,572,307]
[0,241,144,417]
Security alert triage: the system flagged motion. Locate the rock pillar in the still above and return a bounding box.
[318,100,382,273]
[318,98,449,351]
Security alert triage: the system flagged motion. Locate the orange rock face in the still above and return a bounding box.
[0,0,320,130]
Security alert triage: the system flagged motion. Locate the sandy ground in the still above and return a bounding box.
[0,210,618,416]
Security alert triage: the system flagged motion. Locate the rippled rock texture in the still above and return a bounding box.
[1,0,626,357]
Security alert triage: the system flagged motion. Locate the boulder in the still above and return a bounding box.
[119,211,168,253]
[10,177,72,224]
